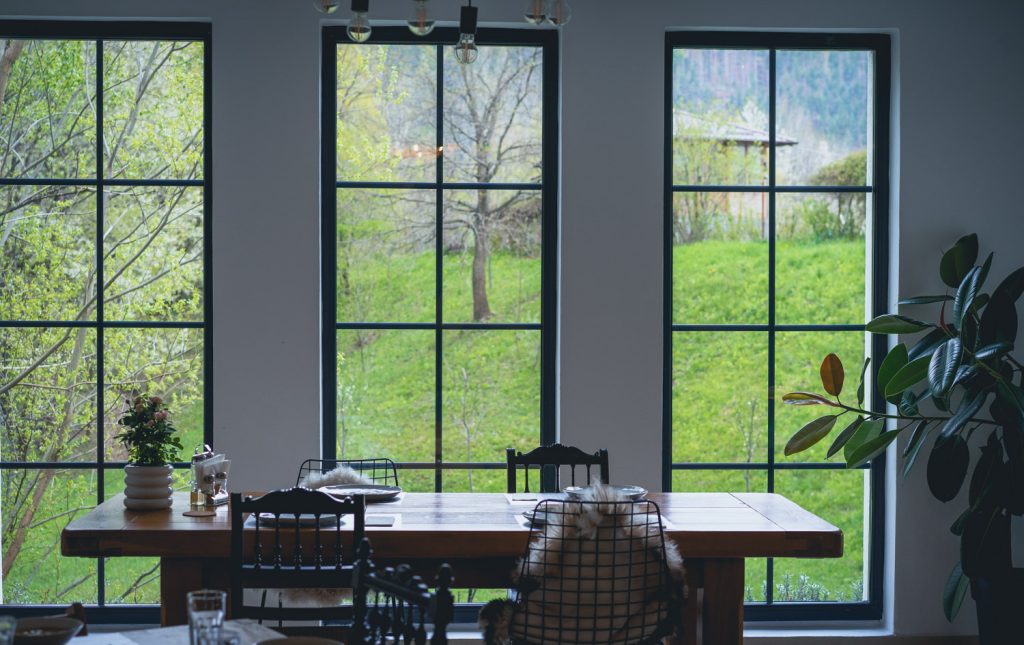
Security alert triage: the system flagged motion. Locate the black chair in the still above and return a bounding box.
[296,458,400,487]
[493,498,679,644]
[352,537,454,645]
[229,487,366,635]
[506,444,609,493]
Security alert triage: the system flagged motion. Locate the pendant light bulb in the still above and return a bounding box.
[314,0,339,14]
[347,0,372,43]
[546,0,572,26]
[454,3,479,65]
[407,0,435,36]
[524,0,546,25]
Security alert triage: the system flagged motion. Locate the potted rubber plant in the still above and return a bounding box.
[115,395,183,511]
[782,234,1023,643]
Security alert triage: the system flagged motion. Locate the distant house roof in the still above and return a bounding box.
[674,110,797,146]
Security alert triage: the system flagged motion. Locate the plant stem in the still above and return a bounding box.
[829,401,1000,427]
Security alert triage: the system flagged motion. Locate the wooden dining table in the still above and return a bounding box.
[62,490,841,645]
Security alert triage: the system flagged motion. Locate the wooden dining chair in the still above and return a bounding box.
[352,537,455,644]
[483,498,681,644]
[229,487,366,636]
[296,458,400,487]
[506,444,610,493]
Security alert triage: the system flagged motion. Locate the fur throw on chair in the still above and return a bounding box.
[267,465,373,609]
[480,483,685,644]
[299,464,373,490]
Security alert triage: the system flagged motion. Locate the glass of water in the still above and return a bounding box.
[187,589,226,645]
[0,615,15,645]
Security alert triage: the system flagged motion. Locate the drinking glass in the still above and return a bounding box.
[0,615,15,645]
[187,589,226,645]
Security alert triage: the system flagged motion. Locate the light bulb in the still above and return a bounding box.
[407,0,435,36]
[547,0,572,26]
[454,34,478,64]
[524,0,546,25]
[313,0,339,14]
[347,0,372,43]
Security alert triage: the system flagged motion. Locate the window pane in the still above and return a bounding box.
[393,468,435,492]
[441,329,540,473]
[1,186,96,322]
[1,468,98,604]
[672,332,768,464]
[337,329,435,465]
[443,46,543,184]
[0,40,96,180]
[103,186,204,322]
[1,327,97,462]
[776,50,872,186]
[103,328,204,461]
[671,468,767,494]
[442,468,506,494]
[337,188,435,323]
[336,44,436,183]
[442,189,541,324]
[672,192,767,324]
[103,41,204,180]
[672,49,769,186]
[775,331,866,463]
[776,192,868,325]
[774,469,867,602]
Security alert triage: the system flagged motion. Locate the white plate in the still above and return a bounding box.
[563,485,647,500]
[321,484,402,503]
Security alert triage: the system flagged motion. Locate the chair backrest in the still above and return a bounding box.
[230,487,366,623]
[509,498,677,644]
[296,458,400,487]
[506,444,610,493]
[352,538,454,645]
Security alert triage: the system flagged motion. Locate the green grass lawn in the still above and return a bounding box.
[5,238,870,606]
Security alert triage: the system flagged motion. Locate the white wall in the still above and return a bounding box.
[4,0,1023,639]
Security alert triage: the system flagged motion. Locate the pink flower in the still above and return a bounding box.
[145,420,155,428]
[149,396,163,405]
[155,410,168,421]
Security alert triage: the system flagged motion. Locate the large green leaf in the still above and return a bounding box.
[784,415,838,456]
[856,357,870,407]
[827,416,864,459]
[989,265,1024,306]
[952,266,981,328]
[884,356,931,399]
[899,295,952,305]
[877,344,909,396]
[902,420,932,479]
[928,434,969,502]
[819,353,845,397]
[899,389,920,417]
[939,233,978,288]
[866,314,932,334]
[847,429,901,468]
[782,391,838,406]
[928,338,962,399]
[908,328,950,361]
[942,561,969,622]
[845,418,885,463]
[979,290,1019,346]
[974,341,1013,360]
[939,389,989,438]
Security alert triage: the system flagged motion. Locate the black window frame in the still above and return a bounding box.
[320,26,559,491]
[663,31,891,621]
[0,20,212,623]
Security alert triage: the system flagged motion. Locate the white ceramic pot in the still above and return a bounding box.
[123,464,174,510]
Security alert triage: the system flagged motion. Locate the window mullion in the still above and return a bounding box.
[434,43,445,493]
[766,45,778,607]
[94,37,106,607]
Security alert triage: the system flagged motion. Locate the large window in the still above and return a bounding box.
[664,32,890,620]
[0,22,210,616]
[322,27,557,492]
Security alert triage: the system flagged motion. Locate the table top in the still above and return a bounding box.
[62,491,841,560]
[75,619,281,644]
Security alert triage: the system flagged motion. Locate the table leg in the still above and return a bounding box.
[702,558,744,645]
[160,558,203,626]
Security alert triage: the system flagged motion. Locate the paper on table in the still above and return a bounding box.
[367,514,399,527]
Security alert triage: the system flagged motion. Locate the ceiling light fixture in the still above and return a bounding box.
[313,0,339,14]
[346,0,372,43]
[407,0,435,36]
[454,1,479,65]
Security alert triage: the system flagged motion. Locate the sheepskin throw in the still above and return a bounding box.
[480,484,684,644]
[300,464,373,489]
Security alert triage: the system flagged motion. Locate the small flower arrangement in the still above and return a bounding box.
[115,395,183,466]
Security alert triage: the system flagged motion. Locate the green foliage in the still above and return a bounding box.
[781,233,1024,620]
[114,395,183,466]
